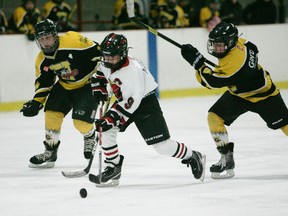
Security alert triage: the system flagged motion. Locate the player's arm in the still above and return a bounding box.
[196,66,236,89]
[21,60,56,117]
[91,70,108,104]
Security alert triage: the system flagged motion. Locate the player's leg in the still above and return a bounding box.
[134,94,206,181]
[255,92,288,134]
[29,83,70,168]
[71,85,98,159]
[208,91,247,179]
[89,126,124,187]
[29,111,63,168]
[281,125,288,136]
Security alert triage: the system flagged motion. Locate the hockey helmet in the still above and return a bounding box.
[207,22,238,58]
[34,19,59,54]
[100,33,128,69]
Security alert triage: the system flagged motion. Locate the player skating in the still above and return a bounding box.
[89,33,206,186]
[20,19,102,168]
[181,22,288,179]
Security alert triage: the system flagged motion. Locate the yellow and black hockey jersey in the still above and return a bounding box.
[8,6,41,34]
[43,0,72,24]
[196,38,278,103]
[33,31,101,104]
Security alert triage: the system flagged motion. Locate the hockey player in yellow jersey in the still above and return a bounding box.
[181,22,288,179]
[20,19,102,168]
[43,0,76,32]
[8,0,41,40]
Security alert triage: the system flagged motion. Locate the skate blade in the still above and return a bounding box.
[28,161,55,168]
[199,154,206,182]
[95,179,119,187]
[211,169,235,179]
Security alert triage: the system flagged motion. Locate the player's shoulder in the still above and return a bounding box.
[217,39,247,75]
[43,1,56,8]
[35,52,45,66]
[59,31,96,50]
[127,55,144,68]
[14,6,25,14]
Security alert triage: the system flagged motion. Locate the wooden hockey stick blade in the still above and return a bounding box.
[62,139,98,178]
[129,17,217,68]
[61,154,95,178]
[61,169,88,178]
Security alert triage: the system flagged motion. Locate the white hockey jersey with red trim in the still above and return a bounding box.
[98,55,158,121]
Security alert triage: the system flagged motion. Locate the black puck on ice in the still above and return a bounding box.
[79,188,87,198]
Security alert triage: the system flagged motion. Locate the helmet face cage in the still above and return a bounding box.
[207,22,238,58]
[34,19,59,54]
[100,33,128,69]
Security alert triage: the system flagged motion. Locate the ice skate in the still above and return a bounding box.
[29,141,60,168]
[182,151,206,182]
[210,142,235,179]
[83,130,96,159]
[89,155,124,187]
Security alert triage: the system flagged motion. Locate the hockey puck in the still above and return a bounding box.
[79,188,87,198]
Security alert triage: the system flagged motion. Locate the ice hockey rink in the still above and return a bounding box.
[0,91,288,216]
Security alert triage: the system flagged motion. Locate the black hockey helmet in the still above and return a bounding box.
[100,33,128,69]
[207,22,238,58]
[34,19,59,54]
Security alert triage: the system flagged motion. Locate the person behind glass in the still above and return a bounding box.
[178,0,205,27]
[243,0,277,25]
[20,19,102,168]
[89,33,206,187]
[0,9,8,34]
[181,22,288,179]
[7,0,41,40]
[43,0,77,32]
[199,0,221,31]
[150,0,189,29]
[220,0,243,25]
[112,0,146,30]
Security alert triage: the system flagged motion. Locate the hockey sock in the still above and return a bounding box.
[152,139,192,160]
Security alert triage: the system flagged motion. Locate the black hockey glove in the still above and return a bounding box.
[20,100,43,117]
[181,44,205,70]
[91,72,108,104]
[95,110,121,132]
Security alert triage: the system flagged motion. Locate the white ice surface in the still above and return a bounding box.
[1,91,288,216]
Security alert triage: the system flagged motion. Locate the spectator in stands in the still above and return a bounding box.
[112,0,147,30]
[43,0,78,32]
[8,0,41,40]
[0,9,8,34]
[178,0,205,27]
[149,0,159,28]
[243,0,277,25]
[220,0,243,25]
[149,0,189,29]
[199,0,221,31]
[165,0,189,28]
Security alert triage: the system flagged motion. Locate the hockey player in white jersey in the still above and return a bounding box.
[89,33,206,187]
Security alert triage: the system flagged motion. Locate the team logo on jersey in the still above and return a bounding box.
[68,53,73,59]
[50,61,79,80]
[110,78,123,102]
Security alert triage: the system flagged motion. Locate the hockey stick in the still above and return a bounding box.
[61,99,110,178]
[97,103,103,183]
[125,0,217,68]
